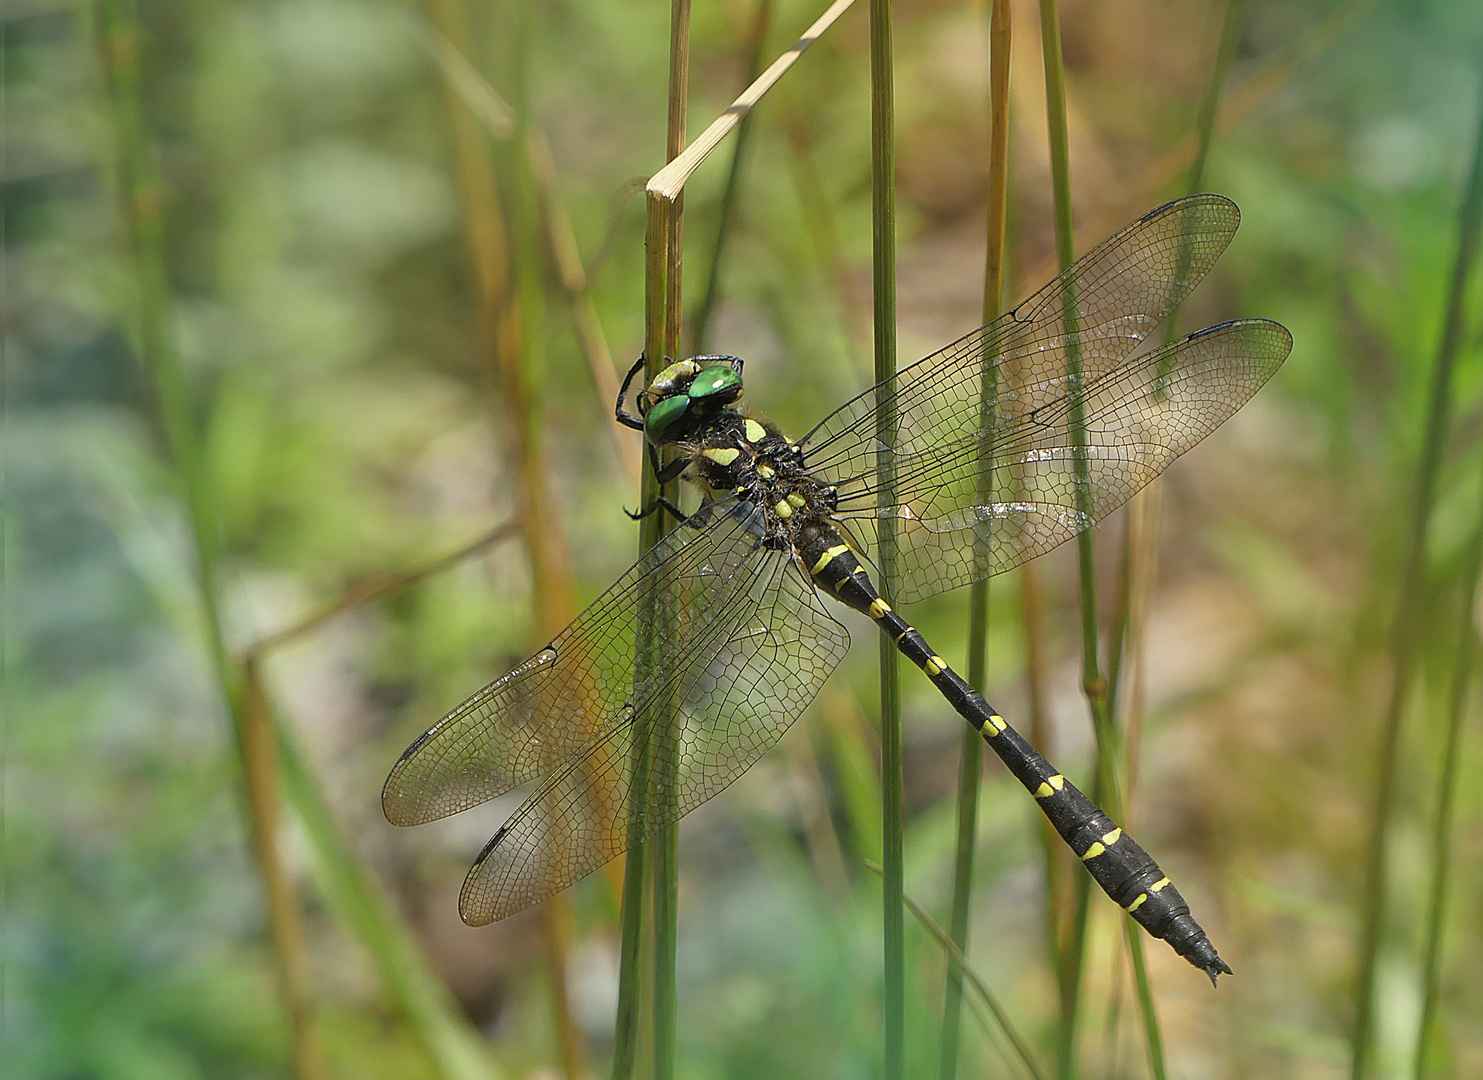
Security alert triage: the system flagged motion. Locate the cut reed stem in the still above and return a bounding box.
[650,6,691,1078]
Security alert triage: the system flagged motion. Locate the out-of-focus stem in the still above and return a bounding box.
[1352,61,1483,1080]
[938,4,1010,1078]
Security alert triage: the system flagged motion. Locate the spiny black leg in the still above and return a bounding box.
[624,496,688,523]
[653,455,688,486]
[615,354,648,430]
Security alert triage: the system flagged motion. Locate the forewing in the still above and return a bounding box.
[829,319,1291,603]
[457,554,850,924]
[799,194,1241,488]
[382,496,770,827]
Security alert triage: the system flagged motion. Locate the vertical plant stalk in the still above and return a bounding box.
[689,0,775,356]
[1036,8,1097,1079]
[94,6,326,1078]
[866,863,1048,1080]
[1036,5,1169,1079]
[246,523,519,1080]
[1016,0,1377,303]
[937,4,1010,1079]
[651,6,691,1079]
[1353,67,1483,1080]
[240,661,325,1080]
[426,1,585,1075]
[617,8,860,1076]
[1113,9,1243,1080]
[867,2,903,1078]
[507,5,587,1076]
[274,722,503,1080]
[1412,469,1483,1080]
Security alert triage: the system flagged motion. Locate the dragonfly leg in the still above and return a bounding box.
[624,495,688,524]
[615,353,648,430]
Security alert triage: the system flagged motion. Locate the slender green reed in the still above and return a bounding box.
[1411,72,1483,1080]
[1351,61,1483,1080]
[938,4,1011,1078]
[1111,9,1244,1080]
[274,708,505,1080]
[95,3,327,1077]
[866,2,903,1076]
[651,10,691,1079]
[866,862,1047,1080]
[1036,5,1170,1077]
[1036,7,1096,1079]
[242,518,518,1079]
[1413,476,1483,1080]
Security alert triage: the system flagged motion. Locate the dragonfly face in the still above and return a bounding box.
[384,193,1291,984]
[636,357,746,445]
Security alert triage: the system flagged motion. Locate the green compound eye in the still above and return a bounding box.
[688,365,743,401]
[644,394,690,443]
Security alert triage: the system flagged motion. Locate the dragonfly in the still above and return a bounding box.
[383,193,1291,985]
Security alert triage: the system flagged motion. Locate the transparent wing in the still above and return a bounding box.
[799,194,1242,485]
[383,496,779,827]
[458,554,850,924]
[829,319,1291,603]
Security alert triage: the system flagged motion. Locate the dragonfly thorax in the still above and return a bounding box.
[675,409,834,533]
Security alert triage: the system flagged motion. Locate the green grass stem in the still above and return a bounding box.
[1351,61,1483,1080]
[867,2,903,1076]
[273,706,505,1080]
[95,4,327,1076]
[1413,64,1483,1080]
[1105,15,1242,1080]
[865,863,1048,1080]
[1036,4,1169,1077]
[937,4,1011,1079]
[1412,460,1483,1080]
[1036,6,1100,1078]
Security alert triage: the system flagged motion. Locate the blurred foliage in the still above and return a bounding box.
[8,0,1483,1078]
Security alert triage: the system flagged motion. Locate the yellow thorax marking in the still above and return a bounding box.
[743,419,767,443]
[756,463,776,479]
[703,447,740,466]
[812,544,850,574]
[787,492,806,508]
[774,499,793,519]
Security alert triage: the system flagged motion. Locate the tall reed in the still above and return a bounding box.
[94,2,325,1076]
[866,2,904,1076]
[1410,69,1483,1080]
[1349,55,1483,1080]
[938,4,1011,1079]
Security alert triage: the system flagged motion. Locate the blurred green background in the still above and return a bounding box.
[9,0,1483,1077]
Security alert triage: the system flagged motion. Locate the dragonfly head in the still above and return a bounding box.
[638,357,745,445]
